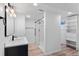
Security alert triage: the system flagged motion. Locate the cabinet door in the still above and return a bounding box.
[18,45,28,56]
[5,46,19,56]
[35,22,40,45]
[5,45,28,56]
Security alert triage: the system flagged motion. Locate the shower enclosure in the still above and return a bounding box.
[34,9,46,52]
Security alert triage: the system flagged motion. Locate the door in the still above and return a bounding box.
[35,22,40,45]
[26,27,35,43]
[39,20,44,49]
[35,19,44,49]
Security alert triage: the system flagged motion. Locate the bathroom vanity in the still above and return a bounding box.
[4,37,28,56]
[4,12,27,56]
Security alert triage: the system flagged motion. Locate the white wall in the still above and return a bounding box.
[0,19,12,56]
[15,14,26,37]
[0,19,5,56]
[77,15,79,55]
[0,9,12,56]
[45,12,61,53]
[59,17,66,45]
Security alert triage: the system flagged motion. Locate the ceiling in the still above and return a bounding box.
[14,3,79,20]
[44,3,79,12]
[0,3,79,20]
[14,3,79,13]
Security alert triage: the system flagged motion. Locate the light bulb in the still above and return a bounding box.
[10,9,14,14]
[10,14,12,17]
[13,13,16,17]
[6,8,9,12]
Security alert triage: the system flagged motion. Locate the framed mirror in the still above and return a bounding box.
[4,6,15,37]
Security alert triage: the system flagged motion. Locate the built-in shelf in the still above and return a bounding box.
[65,14,77,49]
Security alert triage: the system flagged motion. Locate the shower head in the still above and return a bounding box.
[38,9,44,13]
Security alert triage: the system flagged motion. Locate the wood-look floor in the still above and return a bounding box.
[28,43,78,56]
[50,47,78,56]
[28,43,43,56]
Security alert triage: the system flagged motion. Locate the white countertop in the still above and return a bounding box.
[5,37,28,48]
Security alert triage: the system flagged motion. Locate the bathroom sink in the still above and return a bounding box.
[5,37,28,48]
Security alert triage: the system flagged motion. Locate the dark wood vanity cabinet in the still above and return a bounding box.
[5,44,28,56]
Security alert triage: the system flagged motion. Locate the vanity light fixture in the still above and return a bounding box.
[6,3,16,17]
[13,13,16,17]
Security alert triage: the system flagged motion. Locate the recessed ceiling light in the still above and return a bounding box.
[26,15,31,18]
[68,12,73,15]
[33,3,38,6]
